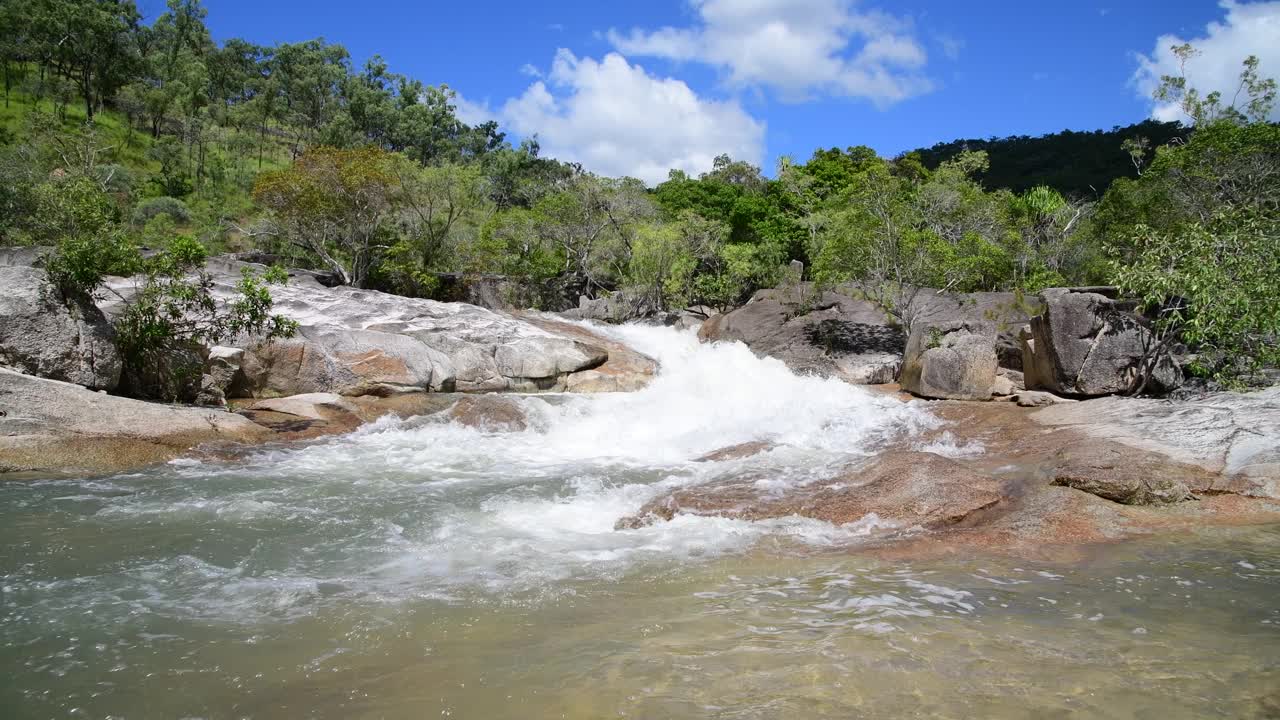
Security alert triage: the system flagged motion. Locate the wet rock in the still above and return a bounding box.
[1025,288,1181,396]
[0,266,122,391]
[901,321,998,401]
[1015,390,1072,407]
[237,393,365,439]
[446,395,528,432]
[519,313,657,393]
[1050,440,1204,505]
[696,440,775,462]
[0,367,270,474]
[616,451,1008,530]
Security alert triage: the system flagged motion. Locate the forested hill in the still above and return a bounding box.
[911,120,1189,197]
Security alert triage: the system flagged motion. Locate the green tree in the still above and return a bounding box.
[1110,210,1279,389]
[253,146,401,287]
[1156,45,1277,126]
[29,0,142,119]
[382,160,493,295]
[35,176,140,299]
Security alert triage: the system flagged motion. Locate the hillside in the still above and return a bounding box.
[911,119,1189,196]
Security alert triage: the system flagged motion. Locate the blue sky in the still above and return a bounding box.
[186,0,1280,183]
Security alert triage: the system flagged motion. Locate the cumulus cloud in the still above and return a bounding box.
[451,91,496,127]
[606,0,933,105]
[499,49,765,185]
[1133,0,1280,122]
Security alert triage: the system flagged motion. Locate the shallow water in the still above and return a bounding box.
[2,325,1278,718]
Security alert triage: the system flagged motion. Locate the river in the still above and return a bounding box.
[2,325,1278,718]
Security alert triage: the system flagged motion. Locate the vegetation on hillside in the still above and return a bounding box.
[0,1,1276,388]
[911,119,1189,196]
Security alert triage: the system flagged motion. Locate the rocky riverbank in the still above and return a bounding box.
[0,251,655,473]
[2,254,1278,562]
[618,385,1280,561]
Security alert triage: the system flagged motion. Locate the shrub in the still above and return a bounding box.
[1109,208,1280,389]
[132,196,192,227]
[94,164,134,196]
[36,177,140,298]
[114,235,298,401]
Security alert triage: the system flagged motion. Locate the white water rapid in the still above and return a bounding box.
[8,324,1280,720]
[9,324,939,619]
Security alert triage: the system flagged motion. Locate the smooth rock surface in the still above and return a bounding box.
[1033,388,1280,499]
[0,368,270,473]
[518,313,657,393]
[96,258,634,398]
[616,451,1008,530]
[1050,440,1204,505]
[900,321,998,401]
[0,266,122,391]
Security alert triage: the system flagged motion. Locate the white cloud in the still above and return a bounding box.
[519,63,543,78]
[452,92,496,127]
[1133,0,1280,122]
[500,49,765,185]
[606,0,934,106]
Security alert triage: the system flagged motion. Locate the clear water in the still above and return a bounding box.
[2,326,1278,719]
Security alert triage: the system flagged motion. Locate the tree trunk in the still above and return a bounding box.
[81,69,94,120]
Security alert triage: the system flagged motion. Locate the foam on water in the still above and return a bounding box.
[3,324,941,621]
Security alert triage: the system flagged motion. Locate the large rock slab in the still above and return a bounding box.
[616,451,1008,530]
[698,285,906,383]
[1050,440,1204,505]
[100,258,638,398]
[1023,288,1181,396]
[901,321,998,400]
[0,368,271,474]
[1033,388,1280,499]
[699,284,1039,384]
[0,266,122,391]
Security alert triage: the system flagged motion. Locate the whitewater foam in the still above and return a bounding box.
[6,323,943,617]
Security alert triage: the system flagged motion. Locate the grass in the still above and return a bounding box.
[3,79,303,255]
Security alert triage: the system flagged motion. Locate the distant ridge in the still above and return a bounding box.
[910,119,1189,197]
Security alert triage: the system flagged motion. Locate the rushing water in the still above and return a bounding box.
[2,325,1278,718]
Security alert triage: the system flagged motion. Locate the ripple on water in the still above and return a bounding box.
[1,325,1278,718]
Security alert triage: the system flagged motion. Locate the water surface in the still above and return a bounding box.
[2,326,1277,718]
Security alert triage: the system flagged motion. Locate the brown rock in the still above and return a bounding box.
[237,393,366,439]
[1049,440,1207,504]
[616,451,1008,530]
[518,313,657,393]
[696,440,775,462]
[0,368,271,474]
[446,395,528,432]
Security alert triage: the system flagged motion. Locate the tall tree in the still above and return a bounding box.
[32,0,142,118]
